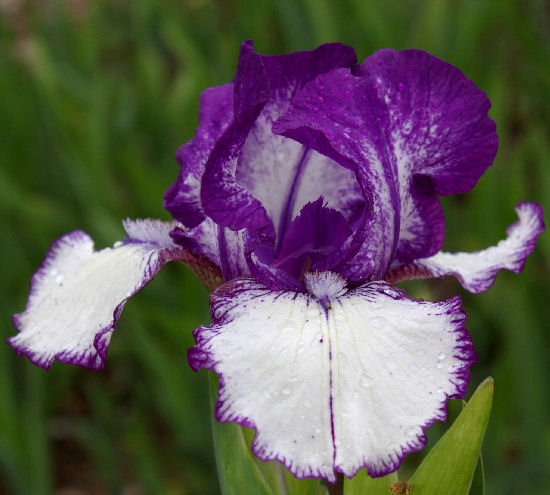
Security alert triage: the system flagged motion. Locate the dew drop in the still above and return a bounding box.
[436,362,444,369]
[360,376,370,388]
[438,352,446,360]
[315,427,321,434]
[406,427,416,437]
[436,388,443,394]
[282,387,291,395]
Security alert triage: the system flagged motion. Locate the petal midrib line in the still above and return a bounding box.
[275,146,311,253]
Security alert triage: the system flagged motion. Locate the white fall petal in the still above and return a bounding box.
[398,202,544,293]
[10,219,188,369]
[189,273,474,481]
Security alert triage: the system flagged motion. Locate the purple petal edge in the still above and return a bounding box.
[356,290,476,478]
[9,221,211,370]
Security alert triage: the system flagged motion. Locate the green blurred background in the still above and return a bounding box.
[0,0,548,493]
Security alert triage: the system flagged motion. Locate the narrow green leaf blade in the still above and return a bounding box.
[208,372,274,495]
[284,468,322,495]
[409,377,494,495]
[344,470,398,495]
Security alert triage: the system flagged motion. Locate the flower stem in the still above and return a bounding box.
[327,473,344,495]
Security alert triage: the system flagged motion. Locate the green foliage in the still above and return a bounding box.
[208,373,274,495]
[344,471,398,494]
[0,1,548,493]
[409,378,493,494]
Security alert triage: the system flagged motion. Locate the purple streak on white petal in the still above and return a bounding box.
[9,220,192,370]
[189,274,474,482]
[164,84,233,228]
[237,125,363,250]
[390,202,544,293]
[217,226,250,280]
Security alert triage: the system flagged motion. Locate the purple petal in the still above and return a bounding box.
[275,68,400,282]
[9,219,198,369]
[275,49,497,278]
[356,49,496,261]
[245,198,354,291]
[356,49,497,196]
[189,274,474,482]
[164,83,233,228]
[387,202,545,293]
[201,42,358,249]
[273,197,353,279]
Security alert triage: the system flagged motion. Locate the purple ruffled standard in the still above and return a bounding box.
[10,41,544,482]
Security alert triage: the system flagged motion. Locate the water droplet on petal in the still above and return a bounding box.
[282,387,291,395]
[436,362,444,369]
[438,352,446,360]
[360,376,370,388]
[406,427,416,436]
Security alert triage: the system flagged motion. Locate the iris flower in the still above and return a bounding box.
[10,42,543,482]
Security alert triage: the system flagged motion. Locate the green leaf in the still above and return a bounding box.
[208,372,274,495]
[344,470,398,495]
[284,468,323,495]
[469,451,486,495]
[409,377,494,495]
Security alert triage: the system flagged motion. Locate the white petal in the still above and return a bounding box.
[10,219,187,369]
[189,274,474,481]
[409,202,544,293]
